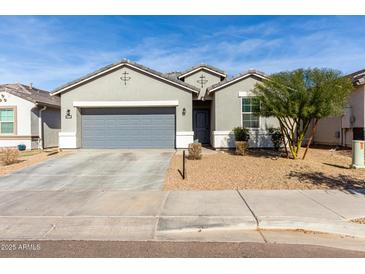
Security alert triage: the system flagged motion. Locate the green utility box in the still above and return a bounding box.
[352,140,365,168]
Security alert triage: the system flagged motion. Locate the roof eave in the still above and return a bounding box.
[208,73,268,94]
[178,66,227,80]
[35,102,61,109]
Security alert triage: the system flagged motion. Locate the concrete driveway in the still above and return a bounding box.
[0,149,173,191]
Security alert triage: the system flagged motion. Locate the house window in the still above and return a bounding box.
[242,97,260,128]
[0,108,15,134]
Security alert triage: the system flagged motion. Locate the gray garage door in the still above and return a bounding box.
[81,107,175,148]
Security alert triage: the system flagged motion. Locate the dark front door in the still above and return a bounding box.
[193,110,210,144]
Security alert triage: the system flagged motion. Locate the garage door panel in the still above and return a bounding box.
[81,107,175,148]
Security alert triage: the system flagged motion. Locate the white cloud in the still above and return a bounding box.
[0,16,364,90]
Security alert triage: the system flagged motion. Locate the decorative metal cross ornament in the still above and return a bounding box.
[197,74,208,88]
[120,71,131,85]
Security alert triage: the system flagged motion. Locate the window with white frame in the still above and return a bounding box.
[242,97,260,128]
[0,108,15,134]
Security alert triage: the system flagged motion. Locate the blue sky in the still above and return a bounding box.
[0,16,364,90]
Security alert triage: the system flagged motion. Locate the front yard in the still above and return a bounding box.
[0,149,68,176]
[164,147,365,191]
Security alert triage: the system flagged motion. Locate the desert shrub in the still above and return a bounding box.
[188,143,202,160]
[0,147,19,165]
[235,141,248,156]
[233,127,250,141]
[268,128,283,151]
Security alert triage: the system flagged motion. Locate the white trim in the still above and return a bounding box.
[238,91,255,97]
[208,73,268,93]
[73,100,179,108]
[212,131,235,148]
[38,106,47,149]
[51,63,198,95]
[240,96,260,130]
[176,131,194,148]
[178,67,227,79]
[59,132,77,148]
[0,139,32,150]
[176,131,194,136]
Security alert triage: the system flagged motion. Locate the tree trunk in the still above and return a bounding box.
[279,122,289,158]
[302,119,319,160]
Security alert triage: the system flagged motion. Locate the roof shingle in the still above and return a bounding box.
[0,84,60,108]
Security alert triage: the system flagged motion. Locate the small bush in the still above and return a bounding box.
[233,127,250,141]
[235,141,248,156]
[268,128,283,151]
[0,147,19,165]
[188,143,202,160]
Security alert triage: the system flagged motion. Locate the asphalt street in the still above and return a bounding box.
[1,240,365,258]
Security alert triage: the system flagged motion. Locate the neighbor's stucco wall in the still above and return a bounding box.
[30,107,40,137]
[314,84,365,147]
[42,107,61,148]
[60,66,193,147]
[0,91,36,149]
[313,116,341,145]
[212,76,279,148]
[348,85,365,128]
[183,70,223,99]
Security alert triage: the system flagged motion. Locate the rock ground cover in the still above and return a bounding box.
[0,149,69,176]
[164,147,365,191]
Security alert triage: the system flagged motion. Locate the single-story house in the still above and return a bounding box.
[313,69,365,147]
[51,60,279,149]
[0,84,61,150]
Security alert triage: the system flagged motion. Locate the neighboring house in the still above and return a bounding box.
[313,69,365,147]
[51,60,279,149]
[0,84,61,150]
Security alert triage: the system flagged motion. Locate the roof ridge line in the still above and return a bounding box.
[52,59,200,94]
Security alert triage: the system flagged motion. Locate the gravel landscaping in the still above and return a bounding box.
[164,147,365,191]
[0,149,70,176]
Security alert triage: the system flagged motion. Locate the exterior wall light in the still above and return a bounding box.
[182,108,186,116]
[65,109,72,119]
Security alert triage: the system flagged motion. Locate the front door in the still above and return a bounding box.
[193,110,210,144]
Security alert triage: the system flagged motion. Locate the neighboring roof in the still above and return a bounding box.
[207,69,268,93]
[0,83,60,108]
[177,64,227,79]
[52,59,199,95]
[164,71,181,79]
[347,69,365,86]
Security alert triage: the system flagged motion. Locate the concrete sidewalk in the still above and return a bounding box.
[0,189,365,248]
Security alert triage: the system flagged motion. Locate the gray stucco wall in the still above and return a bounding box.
[60,66,193,144]
[213,75,280,147]
[30,106,61,148]
[42,107,61,148]
[183,70,223,99]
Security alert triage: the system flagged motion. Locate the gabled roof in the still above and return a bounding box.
[0,84,60,108]
[52,60,199,95]
[347,69,365,86]
[207,69,268,93]
[177,64,227,79]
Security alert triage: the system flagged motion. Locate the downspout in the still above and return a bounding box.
[38,105,47,150]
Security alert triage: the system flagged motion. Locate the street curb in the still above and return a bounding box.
[258,218,365,238]
[157,216,257,232]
